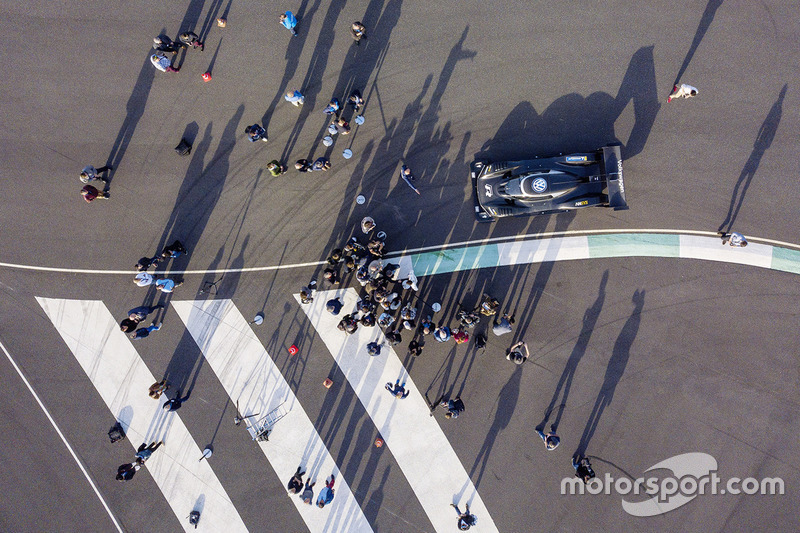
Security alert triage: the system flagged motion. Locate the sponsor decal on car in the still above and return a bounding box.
[532,177,547,193]
[575,200,589,206]
[484,184,493,197]
[566,155,588,162]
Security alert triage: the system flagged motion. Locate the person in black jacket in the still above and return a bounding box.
[287,466,305,494]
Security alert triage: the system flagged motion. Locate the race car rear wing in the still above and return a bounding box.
[602,145,628,210]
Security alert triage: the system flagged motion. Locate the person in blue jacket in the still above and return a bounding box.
[279,11,298,36]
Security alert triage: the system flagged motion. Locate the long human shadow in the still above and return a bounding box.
[155,104,245,271]
[717,84,787,234]
[286,0,403,164]
[260,0,322,128]
[672,0,724,88]
[538,270,609,432]
[468,367,522,490]
[104,55,155,182]
[574,289,645,459]
[278,0,349,160]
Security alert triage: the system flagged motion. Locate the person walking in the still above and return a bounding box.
[160,240,187,259]
[245,124,268,142]
[284,89,305,106]
[507,341,528,364]
[439,396,465,419]
[80,184,109,202]
[300,480,316,504]
[267,160,287,176]
[536,426,561,450]
[326,297,343,315]
[350,21,366,45]
[178,31,204,50]
[366,341,383,356]
[400,165,421,195]
[295,159,313,172]
[120,305,162,332]
[719,231,748,247]
[312,157,331,171]
[280,11,299,36]
[134,272,154,287]
[155,278,182,293]
[129,322,162,340]
[287,466,305,493]
[450,502,477,530]
[150,52,180,73]
[135,441,163,463]
[316,475,335,508]
[492,313,515,336]
[152,35,179,54]
[322,98,340,116]
[572,455,596,483]
[348,89,364,111]
[80,165,111,185]
[148,379,170,399]
[667,83,698,102]
[116,461,142,481]
[385,379,409,399]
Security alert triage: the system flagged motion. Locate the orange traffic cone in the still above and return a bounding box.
[202,72,212,82]
[217,17,227,27]
[374,438,384,448]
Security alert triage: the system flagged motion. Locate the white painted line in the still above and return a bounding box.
[4,229,799,276]
[297,288,499,533]
[0,337,124,533]
[679,235,772,269]
[36,298,248,533]
[172,299,373,533]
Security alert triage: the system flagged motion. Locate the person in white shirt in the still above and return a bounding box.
[150,52,180,73]
[720,231,748,247]
[668,83,698,102]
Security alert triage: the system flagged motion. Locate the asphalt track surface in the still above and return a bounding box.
[0,1,798,531]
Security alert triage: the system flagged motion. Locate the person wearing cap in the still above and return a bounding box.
[450,502,477,530]
[245,124,268,142]
[81,184,109,202]
[506,341,528,364]
[536,426,560,450]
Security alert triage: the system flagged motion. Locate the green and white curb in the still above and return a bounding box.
[409,233,800,277]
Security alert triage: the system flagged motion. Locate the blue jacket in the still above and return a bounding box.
[281,11,297,29]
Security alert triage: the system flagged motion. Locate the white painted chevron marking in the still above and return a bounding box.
[36,298,247,533]
[172,299,373,533]
[296,288,498,533]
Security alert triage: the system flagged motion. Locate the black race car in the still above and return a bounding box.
[471,145,627,221]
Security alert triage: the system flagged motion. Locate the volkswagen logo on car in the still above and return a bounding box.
[532,177,548,193]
